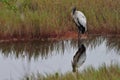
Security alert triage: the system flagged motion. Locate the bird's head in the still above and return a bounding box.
[72,7,76,15]
[71,60,77,72]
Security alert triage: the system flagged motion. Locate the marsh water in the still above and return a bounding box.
[0,36,120,80]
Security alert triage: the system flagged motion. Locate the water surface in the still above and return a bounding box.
[0,36,120,80]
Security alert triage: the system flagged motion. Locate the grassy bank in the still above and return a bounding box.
[0,0,120,40]
[23,65,120,80]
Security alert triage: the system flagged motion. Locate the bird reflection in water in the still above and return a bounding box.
[72,39,86,72]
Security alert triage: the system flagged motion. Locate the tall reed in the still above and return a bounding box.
[0,0,120,39]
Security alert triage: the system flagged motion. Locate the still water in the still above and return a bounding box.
[0,36,120,80]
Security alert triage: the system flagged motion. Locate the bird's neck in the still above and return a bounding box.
[72,10,76,15]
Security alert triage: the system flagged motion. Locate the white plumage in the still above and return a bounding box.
[73,11,87,30]
[71,7,87,34]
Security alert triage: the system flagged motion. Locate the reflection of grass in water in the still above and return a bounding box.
[86,36,120,54]
[0,0,120,39]
[0,40,71,60]
[23,65,120,80]
[70,36,106,50]
[0,36,120,60]
[106,37,120,54]
[71,36,120,54]
[85,36,106,49]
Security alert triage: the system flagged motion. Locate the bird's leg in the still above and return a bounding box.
[82,32,87,39]
[78,32,79,48]
[78,30,81,39]
[78,30,81,47]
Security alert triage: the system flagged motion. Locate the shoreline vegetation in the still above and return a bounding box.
[24,65,120,80]
[0,0,120,41]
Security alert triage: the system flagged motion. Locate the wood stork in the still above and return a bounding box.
[71,7,87,38]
